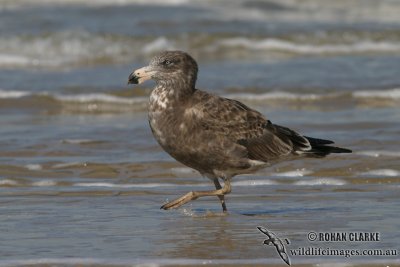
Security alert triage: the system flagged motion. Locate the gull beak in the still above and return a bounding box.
[127,66,155,85]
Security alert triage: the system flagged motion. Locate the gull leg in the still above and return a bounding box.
[161,179,231,210]
[214,179,227,212]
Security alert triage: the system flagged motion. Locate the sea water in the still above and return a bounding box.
[0,0,399,266]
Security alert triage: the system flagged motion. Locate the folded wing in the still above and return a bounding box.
[195,93,351,163]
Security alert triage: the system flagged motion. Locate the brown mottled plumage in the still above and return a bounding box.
[128,51,351,212]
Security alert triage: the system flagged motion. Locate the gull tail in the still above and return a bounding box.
[304,136,352,157]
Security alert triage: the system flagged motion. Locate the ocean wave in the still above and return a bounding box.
[227,88,400,102]
[225,91,329,101]
[74,182,199,188]
[0,179,18,186]
[52,93,148,113]
[232,179,277,186]
[73,182,169,188]
[0,33,176,68]
[54,93,147,105]
[0,90,149,112]
[142,37,176,54]
[52,162,87,169]
[212,37,400,55]
[32,180,57,187]
[0,0,190,10]
[0,31,142,68]
[0,89,329,102]
[170,167,197,174]
[2,30,400,69]
[294,178,346,186]
[353,88,400,99]
[76,180,280,188]
[0,89,30,98]
[0,54,33,66]
[25,164,42,171]
[271,169,312,177]
[1,88,399,114]
[0,178,57,187]
[357,150,400,158]
[61,139,105,145]
[359,169,400,177]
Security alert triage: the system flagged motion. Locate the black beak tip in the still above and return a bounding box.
[127,73,139,85]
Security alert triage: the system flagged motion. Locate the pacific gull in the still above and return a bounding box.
[128,51,351,212]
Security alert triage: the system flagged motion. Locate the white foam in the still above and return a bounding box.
[359,169,400,177]
[0,30,133,68]
[32,180,57,186]
[142,37,175,54]
[52,162,87,169]
[0,54,33,66]
[62,139,95,144]
[353,88,400,99]
[74,182,216,188]
[0,0,190,9]
[54,93,147,105]
[0,90,148,107]
[1,88,399,105]
[272,169,312,177]
[226,88,400,102]
[25,164,42,171]
[50,89,400,106]
[179,206,195,217]
[214,37,400,54]
[357,150,400,157]
[225,92,335,101]
[53,89,400,105]
[171,167,197,174]
[74,182,177,188]
[294,178,346,186]
[127,0,189,4]
[0,89,30,98]
[232,179,277,186]
[0,179,18,186]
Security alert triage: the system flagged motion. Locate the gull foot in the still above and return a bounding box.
[160,191,197,210]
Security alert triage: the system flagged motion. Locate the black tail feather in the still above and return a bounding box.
[303,136,334,145]
[305,136,352,157]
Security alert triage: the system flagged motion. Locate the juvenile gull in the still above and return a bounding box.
[128,51,351,212]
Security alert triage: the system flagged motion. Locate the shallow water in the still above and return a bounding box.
[0,0,399,266]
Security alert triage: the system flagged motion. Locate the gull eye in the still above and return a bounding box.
[163,60,172,66]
